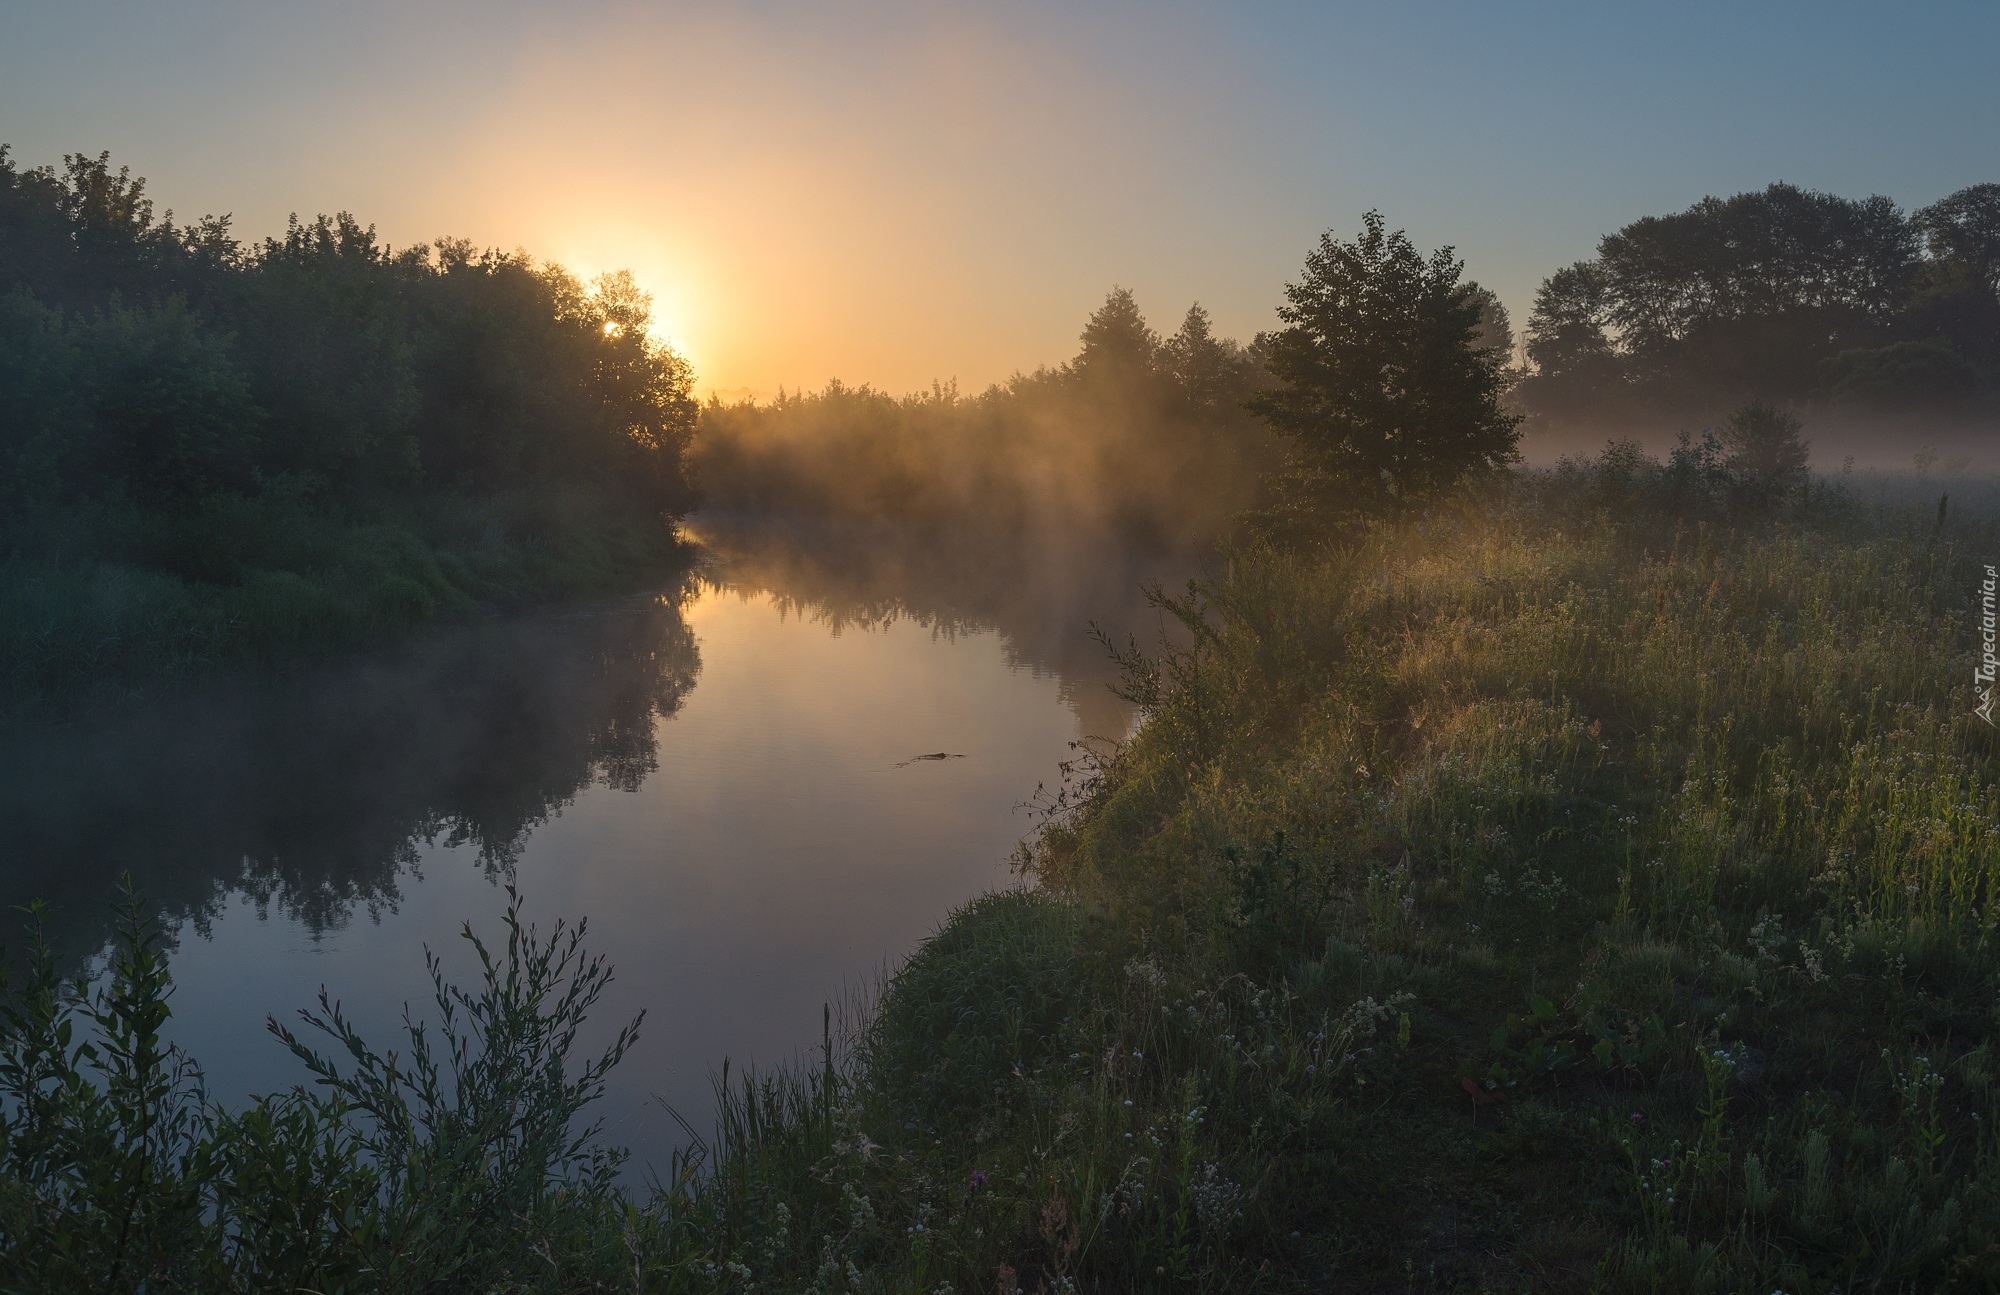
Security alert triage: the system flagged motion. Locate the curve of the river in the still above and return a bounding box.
[0,519,1199,1178]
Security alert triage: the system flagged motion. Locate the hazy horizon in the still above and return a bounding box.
[4,1,1998,400]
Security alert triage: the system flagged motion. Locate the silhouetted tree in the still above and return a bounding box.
[1525,262,1614,377]
[1073,287,1160,388]
[1904,184,2000,372]
[1518,180,2000,430]
[1159,304,1234,409]
[1915,184,2000,294]
[1249,212,1521,529]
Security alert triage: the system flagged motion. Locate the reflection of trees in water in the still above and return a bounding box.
[691,515,1202,747]
[3,522,1195,971]
[0,586,701,970]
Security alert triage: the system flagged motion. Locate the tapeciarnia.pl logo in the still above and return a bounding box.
[1978,564,1999,726]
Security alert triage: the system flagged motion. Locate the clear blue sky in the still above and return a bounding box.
[3,1,1995,396]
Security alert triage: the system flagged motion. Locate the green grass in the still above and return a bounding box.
[0,487,693,716]
[9,466,2000,1291]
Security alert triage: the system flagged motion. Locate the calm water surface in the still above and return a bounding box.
[0,521,1188,1177]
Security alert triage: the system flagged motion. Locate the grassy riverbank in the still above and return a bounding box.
[656,465,2000,1291]
[0,487,693,714]
[12,460,2000,1292]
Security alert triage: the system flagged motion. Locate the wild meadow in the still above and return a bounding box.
[10,445,2000,1292]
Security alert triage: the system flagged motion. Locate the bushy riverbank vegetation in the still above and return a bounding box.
[0,149,699,713]
[12,462,1999,1292]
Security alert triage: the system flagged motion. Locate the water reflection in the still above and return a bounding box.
[690,514,1193,746]
[0,588,700,969]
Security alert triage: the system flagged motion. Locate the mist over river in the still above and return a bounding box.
[0,521,1195,1178]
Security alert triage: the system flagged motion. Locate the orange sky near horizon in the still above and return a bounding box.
[402,6,1278,401]
[4,2,1996,404]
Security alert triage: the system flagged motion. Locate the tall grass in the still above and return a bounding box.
[1016,465,2000,1289]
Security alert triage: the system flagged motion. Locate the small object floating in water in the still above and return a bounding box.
[895,752,967,767]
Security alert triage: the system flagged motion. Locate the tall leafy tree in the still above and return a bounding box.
[1525,262,1614,377]
[1249,212,1521,528]
[1593,184,1914,352]
[1515,180,2000,429]
[1907,184,2000,369]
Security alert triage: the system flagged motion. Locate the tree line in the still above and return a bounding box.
[726,179,1982,548]
[1,148,697,517]
[9,147,1977,707]
[693,288,1281,545]
[0,148,701,706]
[1519,180,2000,434]
[694,272,1518,545]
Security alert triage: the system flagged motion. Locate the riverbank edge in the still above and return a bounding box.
[0,488,699,722]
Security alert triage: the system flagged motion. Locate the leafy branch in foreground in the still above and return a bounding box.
[0,881,212,1291]
[0,879,647,1293]
[269,886,642,1289]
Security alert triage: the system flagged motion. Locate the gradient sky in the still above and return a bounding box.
[4,1,1996,400]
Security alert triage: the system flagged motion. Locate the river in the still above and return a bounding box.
[0,519,1196,1179]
